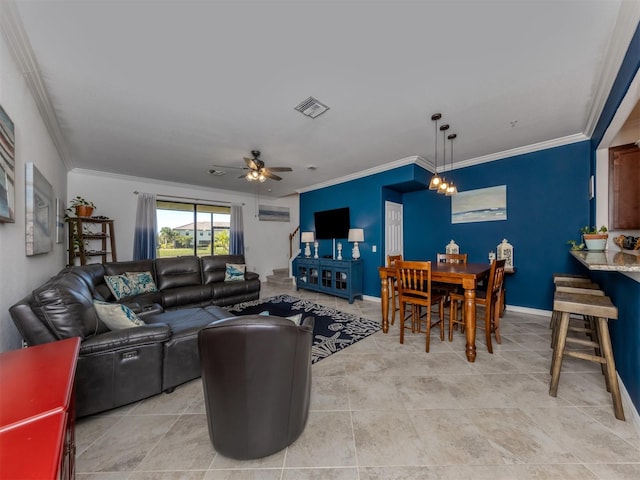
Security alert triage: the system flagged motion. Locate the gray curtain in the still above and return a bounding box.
[133,192,157,260]
[229,203,244,255]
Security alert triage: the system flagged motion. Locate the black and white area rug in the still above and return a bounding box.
[228,294,381,364]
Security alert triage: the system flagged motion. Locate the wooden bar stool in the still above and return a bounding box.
[549,291,624,420]
[550,283,604,350]
[549,280,602,329]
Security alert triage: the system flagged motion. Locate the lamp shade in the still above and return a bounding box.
[301,232,315,243]
[347,228,364,242]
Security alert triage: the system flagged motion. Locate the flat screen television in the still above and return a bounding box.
[313,207,350,239]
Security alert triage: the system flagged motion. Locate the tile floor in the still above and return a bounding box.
[76,282,640,479]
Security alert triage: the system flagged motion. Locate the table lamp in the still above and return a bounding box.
[301,232,314,257]
[348,228,364,260]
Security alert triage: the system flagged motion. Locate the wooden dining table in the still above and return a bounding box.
[378,262,491,362]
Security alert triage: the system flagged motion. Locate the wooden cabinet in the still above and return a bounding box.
[68,217,117,265]
[0,337,80,480]
[294,257,363,303]
[609,143,640,230]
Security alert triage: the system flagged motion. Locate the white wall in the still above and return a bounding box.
[67,169,299,279]
[0,34,68,352]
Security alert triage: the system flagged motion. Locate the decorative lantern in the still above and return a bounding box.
[445,240,459,255]
[497,239,514,269]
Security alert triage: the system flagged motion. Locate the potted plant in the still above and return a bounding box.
[580,225,608,251]
[66,196,95,218]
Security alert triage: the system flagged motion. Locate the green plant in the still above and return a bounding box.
[67,196,95,208]
[580,225,608,235]
[566,240,585,251]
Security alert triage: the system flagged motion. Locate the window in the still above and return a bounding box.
[156,200,230,257]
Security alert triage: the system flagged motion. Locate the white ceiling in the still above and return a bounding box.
[5,0,637,197]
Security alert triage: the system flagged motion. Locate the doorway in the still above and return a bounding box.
[384,201,403,260]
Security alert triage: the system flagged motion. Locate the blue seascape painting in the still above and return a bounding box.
[451,185,507,224]
[258,205,290,222]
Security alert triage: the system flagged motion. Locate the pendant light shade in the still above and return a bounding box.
[428,113,442,190]
[437,124,449,194]
[446,133,458,196]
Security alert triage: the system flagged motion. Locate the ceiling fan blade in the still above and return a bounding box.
[267,167,292,172]
[210,164,245,170]
[244,157,259,170]
[262,170,282,181]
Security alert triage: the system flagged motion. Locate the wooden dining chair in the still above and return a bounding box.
[386,254,403,326]
[433,253,468,310]
[395,260,445,352]
[449,259,506,353]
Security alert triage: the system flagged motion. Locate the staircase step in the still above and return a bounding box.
[272,267,289,277]
[266,274,293,286]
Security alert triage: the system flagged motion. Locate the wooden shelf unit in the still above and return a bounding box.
[68,217,117,265]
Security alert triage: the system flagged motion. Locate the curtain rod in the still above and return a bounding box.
[133,191,244,206]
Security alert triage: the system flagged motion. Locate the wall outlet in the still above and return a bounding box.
[372,245,377,252]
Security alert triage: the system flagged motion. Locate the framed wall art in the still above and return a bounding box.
[451,185,507,224]
[258,205,290,222]
[0,104,16,223]
[56,197,65,243]
[25,163,54,255]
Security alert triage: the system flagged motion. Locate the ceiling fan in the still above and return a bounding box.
[210,150,292,182]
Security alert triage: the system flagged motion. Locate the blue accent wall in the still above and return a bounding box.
[404,141,592,311]
[300,164,424,296]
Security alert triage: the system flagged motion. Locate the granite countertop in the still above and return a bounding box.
[570,249,640,272]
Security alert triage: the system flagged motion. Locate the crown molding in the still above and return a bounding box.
[297,133,589,193]
[449,133,589,171]
[296,155,430,194]
[1,1,73,169]
[583,0,640,137]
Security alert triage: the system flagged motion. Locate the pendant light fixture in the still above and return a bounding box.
[428,113,442,190]
[437,124,450,194]
[446,133,458,196]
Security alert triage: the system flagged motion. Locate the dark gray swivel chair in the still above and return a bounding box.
[198,314,314,460]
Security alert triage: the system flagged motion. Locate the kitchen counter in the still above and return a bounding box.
[570,249,640,273]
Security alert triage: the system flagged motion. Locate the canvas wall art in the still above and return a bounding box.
[0,104,16,223]
[26,163,54,255]
[56,197,65,243]
[258,205,290,222]
[451,185,507,224]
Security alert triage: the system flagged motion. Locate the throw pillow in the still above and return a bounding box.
[125,271,158,294]
[94,301,145,330]
[104,274,136,300]
[224,263,246,282]
[258,310,303,326]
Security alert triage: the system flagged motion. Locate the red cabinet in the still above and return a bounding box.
[0,337,80,480]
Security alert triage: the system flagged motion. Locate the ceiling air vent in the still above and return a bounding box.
[294,96,330,119]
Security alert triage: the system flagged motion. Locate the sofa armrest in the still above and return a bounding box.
[137,303,164,318]
[79,324,171,355]
[245,271,259,281]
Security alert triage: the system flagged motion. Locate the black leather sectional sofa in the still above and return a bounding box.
[9,255,260,417]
